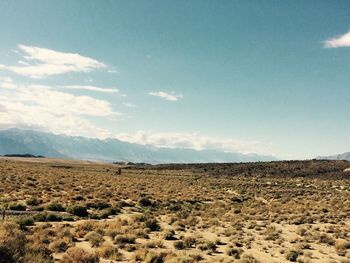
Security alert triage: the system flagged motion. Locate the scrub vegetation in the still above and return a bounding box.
[0,157,350,262]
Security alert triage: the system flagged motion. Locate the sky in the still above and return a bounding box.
[0,0,350,159]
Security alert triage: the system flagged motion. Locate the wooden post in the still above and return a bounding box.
[2,207,5,220]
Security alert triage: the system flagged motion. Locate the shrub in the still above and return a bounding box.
[319,234,335,245]
[90,214,100,220]
[114,235,136,245]
[73,195,84,201]
[133,229,148,239]
[67,205,88,217]
[169,203,182,211]
[163,229,176,240]
[32,213,48,222]
[62,216,75,221]
[189,254,204,261]
[174,240,186,250]
[75,221,95,237]
[46,203,65,212]
[97,243,123,261]
[286,250,299,262]
[32,206,45,211]
[9,202,27,211]
[139,197,153,206]
[49,239,70,253]
[46,213,63,222]
[264,226,281,241]
[99,208,119,219]
[335,239,350,251]
[145,218,160,231]
[26,198,41,206]
[183,236,197,248]
[226,247,242,259]
[23,250,53,263]
[85,231,104,247]
[239,254,259,263]
[23,239,53,263]
[16,217,34,230]
[124,244,136,252]
[143,251,168,263]
[206,241,217,252]
[32,213,63,222]
[61,247,99,263]
[87,201,111,210]
[0,222,26,263]
[144,240,164,249]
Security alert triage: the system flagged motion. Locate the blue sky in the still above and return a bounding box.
[0,0,350,159]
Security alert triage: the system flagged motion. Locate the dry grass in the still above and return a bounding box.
[0,158,349,262]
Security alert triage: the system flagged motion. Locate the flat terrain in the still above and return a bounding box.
[0,158,350,263]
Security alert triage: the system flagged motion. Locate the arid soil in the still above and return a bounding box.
[0,158,350,262]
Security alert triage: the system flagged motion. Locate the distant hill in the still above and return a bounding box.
[146,159,350,179]
[0,128,276,164]
[3,153,44,158]
[317,152,350,162]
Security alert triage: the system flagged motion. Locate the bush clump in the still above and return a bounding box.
[145,218,160,231]
[26,198,41,206]
[32,213,63,222]
[49,239,70,253]
[85,231,104,247]
[0,222,26,263]
[46,213,63,222]
[46,203,65,212]
[174,240,186,250]
[286,250,299,262]
[98,207,119,219]
[16,217,34,230]
[67,205,88,217]
[183,236,197,248]
[9,203,27,211]
[240,254,259,263]
[226,247,242,259]
[61,247,99,263]
[163,229,176,240]
[97,243,123,261]
[139,197,153,206]
[32,206,45,211]
[114,235,136,246]
[198,241,217,252]
[32,213,47,222]
[87,201,111,210]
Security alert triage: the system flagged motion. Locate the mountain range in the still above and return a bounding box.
[0,128,275,164]
[317,152,350,162]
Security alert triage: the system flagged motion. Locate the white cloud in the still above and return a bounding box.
[62,85,119,94]
[0,45,106,78]
[0,77,13,82]
[0,79,272,155]
[0,77,15,89]
[123,102,136,108]
[0,80,119,138]
[115,131,272,155]
[107,69,118,74]
[324,30,350,48]
[149,91,183,101]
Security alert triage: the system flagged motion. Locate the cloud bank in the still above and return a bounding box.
[149,91,183,101]
[115,131,272,155]
[0,79,117,138]
[0,45,106,78]
[62,85,119,94]
[0,45,272,156]
[324,30,350,48]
